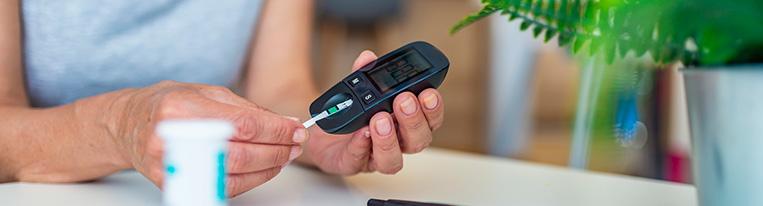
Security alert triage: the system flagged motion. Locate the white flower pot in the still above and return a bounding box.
[683,66,763,206]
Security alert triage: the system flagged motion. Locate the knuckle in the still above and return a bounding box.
[158,95,177,107]
[232,113,262,141]
[206,85,234,95]
[404,117,427,130]
[156,92,191,118]
[226,178,239,196]
[271,147,289,166]
[377,139,398,152]
[156,106,180,119]
[349,148,369,161]
[264,116,293,143]
[423,111,444,130]
[227,145,247,172]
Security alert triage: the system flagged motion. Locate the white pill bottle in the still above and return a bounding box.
[157,119,233,206]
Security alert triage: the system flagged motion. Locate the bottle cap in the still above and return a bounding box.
[157,119,234,141]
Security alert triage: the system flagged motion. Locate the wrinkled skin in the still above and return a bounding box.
[111,81,308,197]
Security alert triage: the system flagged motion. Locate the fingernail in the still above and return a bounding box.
[400,96,416,115]
[363,129,371,138]
[289,146,302,161]
[423,93,438,110]
[375,118,392,136]
[292,128,308,143]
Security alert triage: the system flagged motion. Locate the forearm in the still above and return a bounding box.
[0,0,27,107]
[0,91,131,183]
[245,0,316,118]
[244,0,322,166]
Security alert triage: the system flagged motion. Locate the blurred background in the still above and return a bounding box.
[310,0,692,183]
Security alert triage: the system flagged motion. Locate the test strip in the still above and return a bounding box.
[302,99,353,128]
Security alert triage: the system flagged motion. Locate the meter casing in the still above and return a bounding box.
[308,41,449,134]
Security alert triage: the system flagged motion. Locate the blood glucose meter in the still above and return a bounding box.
[305,41,449,134]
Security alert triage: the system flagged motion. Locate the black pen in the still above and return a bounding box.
[367,199,454,206]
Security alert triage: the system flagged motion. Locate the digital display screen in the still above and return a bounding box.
[366,49,431,93]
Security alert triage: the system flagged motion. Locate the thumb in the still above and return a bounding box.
[351,50,378,71]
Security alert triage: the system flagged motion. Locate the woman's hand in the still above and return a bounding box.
[302,51,445,175]
[109,81,308,197]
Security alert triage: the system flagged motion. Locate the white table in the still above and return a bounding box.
[0,148,696,206]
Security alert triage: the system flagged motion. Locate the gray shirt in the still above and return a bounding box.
[22,0,262,107]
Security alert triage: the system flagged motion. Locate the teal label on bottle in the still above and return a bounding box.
[166,164,177,176]
[216,150,226,202]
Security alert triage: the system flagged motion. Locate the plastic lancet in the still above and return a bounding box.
[302,99,353,128]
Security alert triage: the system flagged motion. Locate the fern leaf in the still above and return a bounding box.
[533,26,544,38]
[571,0,582,24]
[520,20,532,31]
[559,32,573,46]
[604,42,617,63]
[557,0,569,33]
[546,0,557,25]
[450,6,499,34]
[573,35,587,53]
[545,28,557,42]
[452,0,763,65]
[589,38,602,55]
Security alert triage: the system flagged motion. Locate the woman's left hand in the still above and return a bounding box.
[302,50,445,175]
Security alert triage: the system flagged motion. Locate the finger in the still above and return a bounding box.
[226,167,282,197]
[144,162,165,189]
[227,141,300,174]
[369,112,404,174]
[364,155,376,173]
[418,89,445,130]
[229,109,308,146]
[351,50,378,71]
[141,136,166,189]
[335,127,372,175]
[199,89,299,124]
[225,105,307,146]
[392,92,433,154]
[158,92,308,146]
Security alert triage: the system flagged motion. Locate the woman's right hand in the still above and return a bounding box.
[107,81,307,197]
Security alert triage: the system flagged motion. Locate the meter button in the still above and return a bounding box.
[361,91,376,104]
[347,76,362,87]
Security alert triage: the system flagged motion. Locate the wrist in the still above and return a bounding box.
[73,89,138,169]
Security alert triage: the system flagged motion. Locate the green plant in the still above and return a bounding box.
[451,0,763,66]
